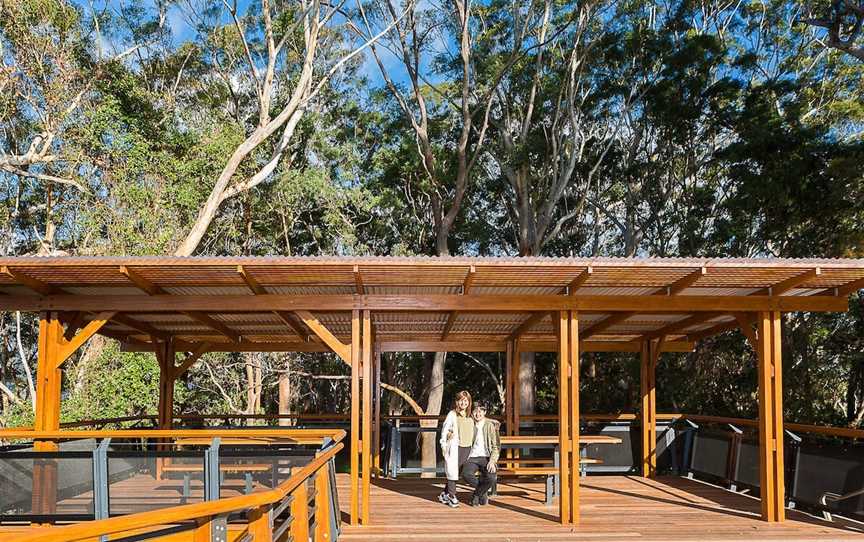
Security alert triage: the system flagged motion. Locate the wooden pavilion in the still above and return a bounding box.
[1,255,863,529]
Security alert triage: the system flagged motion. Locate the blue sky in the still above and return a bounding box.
[74,0,438,90]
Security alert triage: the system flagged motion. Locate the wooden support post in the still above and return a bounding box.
[757,311,785,522]
[505,341,513,437]
[349,310,361,525]
[34,313,63,437]
[514,339,522,437]
[32,313,62,520]
[361,309,372,525]
[640,340,657,478]
[557,311,579,524]
[314,467,332,542]
[290,481,310,542]
[155,340,176,430]
[567,310,580,523]
[372,343,382,477]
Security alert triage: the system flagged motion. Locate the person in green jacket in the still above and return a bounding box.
[461,403,500,506]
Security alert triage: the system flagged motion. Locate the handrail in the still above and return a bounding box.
[0,428,344,441]
[1,433,345,542]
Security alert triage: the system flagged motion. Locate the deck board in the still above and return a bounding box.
[337,474,864,541]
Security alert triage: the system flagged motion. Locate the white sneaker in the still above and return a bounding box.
[437,491,449,505]
[446,493,459,508]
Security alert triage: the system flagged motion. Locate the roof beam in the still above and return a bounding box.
[294,310,351,363]
[119,265,164,295]
[183,311,242,343]
[110,313,171,340]
[0,293,848,313]
[639,312,721,342]
[590,268,707,341]
[441,266,475,340]
[566,267,592,294]
[274,310,309,340]
[757,268,820,296]
[508,312,549,342]
[581,312,633,340]
[238,266,308,339]
[237,265,266,295]
[687,320,738,342]
[1,266,54,295]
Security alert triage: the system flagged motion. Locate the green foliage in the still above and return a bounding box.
[62,342,176,422]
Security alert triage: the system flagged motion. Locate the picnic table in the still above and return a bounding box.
[495,434,622,504]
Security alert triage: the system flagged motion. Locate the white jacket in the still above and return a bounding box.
[440,410,463,481]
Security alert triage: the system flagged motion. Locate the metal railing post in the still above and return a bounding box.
[205,437,221,501]
[92,438,111,542]
[681,419,698,477]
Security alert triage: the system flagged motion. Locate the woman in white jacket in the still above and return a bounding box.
[438,390,474,507]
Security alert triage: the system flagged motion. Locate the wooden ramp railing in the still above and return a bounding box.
[0,429,345,542]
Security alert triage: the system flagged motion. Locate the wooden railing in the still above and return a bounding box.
[10,411,862,442]
[0,429,345,542]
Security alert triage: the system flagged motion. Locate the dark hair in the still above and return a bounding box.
[472,403,487,413]
[453,390,473,416]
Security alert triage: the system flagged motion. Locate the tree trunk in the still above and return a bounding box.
[420,351,446,478]
[519,351,535,428]
[245,353,262,415]
[279,356,291,427]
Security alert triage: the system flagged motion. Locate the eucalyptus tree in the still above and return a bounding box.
[169,0,412,256]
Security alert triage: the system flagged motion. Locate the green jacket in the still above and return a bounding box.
[475,419,501,464]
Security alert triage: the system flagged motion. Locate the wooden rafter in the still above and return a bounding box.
[756,268,820,296]
[111,313,170,340]
[441,266,475,340]
[687,320,738,341]
[119,265,164,295]
[295,310,351,363]
[566,267,592,294]
[507,311,548,342]
[642,312,720,341]
[182,311,242,343]
[664,267,707,295]
[353,265,364,294]
[237,265,266,295]
[238,266,308,340]
[1,266,54,295]
[274,310,309,340]
[581,312,632,340]
[592,268,707,341]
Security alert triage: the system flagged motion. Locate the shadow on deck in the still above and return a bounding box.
[337,474,864,541]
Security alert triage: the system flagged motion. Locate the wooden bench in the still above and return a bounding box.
[492,459,603,505]
[162,463,273,502]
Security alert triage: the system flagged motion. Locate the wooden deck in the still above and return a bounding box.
[3,473,864,541]
[337,474,864,541]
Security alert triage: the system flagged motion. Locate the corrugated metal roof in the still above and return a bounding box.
[1,255,861,349]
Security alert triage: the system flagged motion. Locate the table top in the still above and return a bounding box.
[500,435,622,445]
